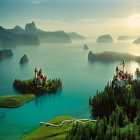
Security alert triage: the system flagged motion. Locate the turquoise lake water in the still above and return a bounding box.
[0,40,140,140]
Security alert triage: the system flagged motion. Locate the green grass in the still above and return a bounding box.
[21,116,74,140]
[0,94,35,108]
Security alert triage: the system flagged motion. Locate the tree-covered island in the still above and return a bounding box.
[13,68,62,95]
[88,51,140,62]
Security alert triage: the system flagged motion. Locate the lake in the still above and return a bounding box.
[0,39,140,140]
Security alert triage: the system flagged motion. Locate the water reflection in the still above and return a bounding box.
[34,89,62,107]
[0,108,8,120]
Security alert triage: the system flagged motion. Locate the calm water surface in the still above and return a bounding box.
[0,40,140,140]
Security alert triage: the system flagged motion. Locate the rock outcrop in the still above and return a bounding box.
[20,55,29,64]
[83,44,88,50]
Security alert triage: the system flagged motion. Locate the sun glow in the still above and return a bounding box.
[128,14,140,28]
[129,62,140,75]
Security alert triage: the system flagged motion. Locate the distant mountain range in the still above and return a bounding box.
[0,22,85,47]
[68,32,85,40]
[0,26,39,47]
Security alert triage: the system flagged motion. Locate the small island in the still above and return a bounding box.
[20,55,29,64]
[0,94,35,108]
[13,68,62,95]
[0,49,13,60]
[133,37,140,44]
[83,44,88,50]
[96,34,113,43]
[88,51,140,62]
[118,35,130,40]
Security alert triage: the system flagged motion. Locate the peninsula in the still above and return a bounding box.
[88,51,140,62]
[21,116,96,140]
[13,68,62,95]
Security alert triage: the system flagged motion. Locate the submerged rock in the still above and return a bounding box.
[20,55,28,64]
[96,35,113,43]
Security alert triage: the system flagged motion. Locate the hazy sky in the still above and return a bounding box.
[0,0,140,36]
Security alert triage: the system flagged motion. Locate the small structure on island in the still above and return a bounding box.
[34,68,48,85]
[112,60,133,87]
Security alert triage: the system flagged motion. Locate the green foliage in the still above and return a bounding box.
[67,80,140,140]
[13,78,62,95]
[67,106,139,140]
[0,94,35,108]
[89,83,140,121]
[135,68,140,75]
[131,80,140,99]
